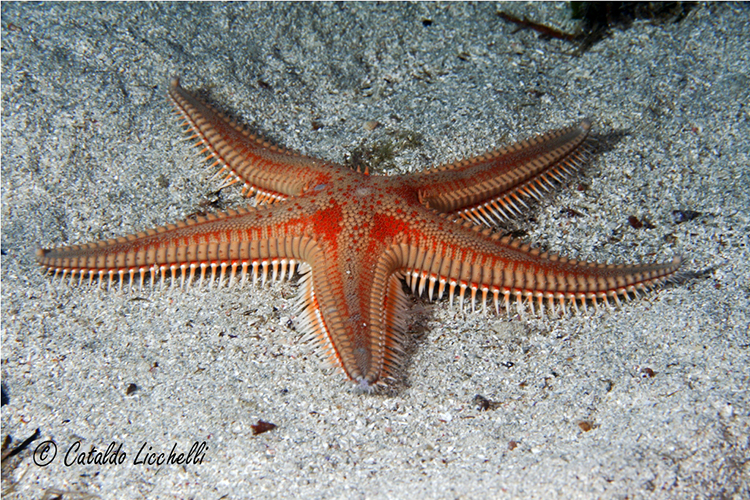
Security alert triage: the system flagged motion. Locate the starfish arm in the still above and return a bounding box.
[323,215,682,388]
[294,244,411,389]
[37,206,316,290]
[394,218,682,316]
[272,205,414,388]
[409,120,593,225]
[168,78,343,203]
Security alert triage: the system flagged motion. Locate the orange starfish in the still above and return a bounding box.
[38,78,682,390]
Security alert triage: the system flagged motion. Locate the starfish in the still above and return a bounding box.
[38,78,682,390]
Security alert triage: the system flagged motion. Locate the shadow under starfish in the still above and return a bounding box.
[37,77,682,391]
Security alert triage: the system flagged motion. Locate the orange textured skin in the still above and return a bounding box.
[38,78,682,389]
